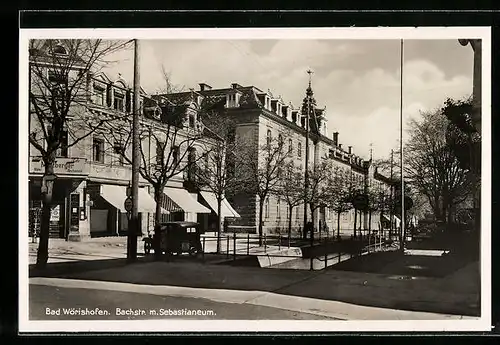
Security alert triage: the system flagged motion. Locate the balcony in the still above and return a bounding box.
[29,156,90,177]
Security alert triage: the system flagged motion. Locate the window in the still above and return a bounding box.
[92,137,104,163]
[47,126,68,157]
[114,94,124,111]
[113,140,124,165]
[298,142,302,158]
[94,86,105,106]
[277,198,281,219]
[48,70,68,85]
[187,148,196,181]
[156,140,164,166]
[288,139,293,154]
[204,153,210,176]
[189,113,196,128]
[172,146,179,165]
[53,45,67,55]
[286,205,289,220]
[264,198,270,219]
[266,129,272,146]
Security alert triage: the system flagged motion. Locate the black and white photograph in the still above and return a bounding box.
[19,27,491,333]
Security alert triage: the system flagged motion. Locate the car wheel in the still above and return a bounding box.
[188,247,199,257]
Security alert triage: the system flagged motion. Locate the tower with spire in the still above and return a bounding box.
[301,69,325,136]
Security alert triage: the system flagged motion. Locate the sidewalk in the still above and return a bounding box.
[30,259,480,318]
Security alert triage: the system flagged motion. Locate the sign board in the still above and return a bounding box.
[124,197,133,213]
[70,193,80,233]
[30,157,89,176]
[50,205,60,221]
[126,186,132,197]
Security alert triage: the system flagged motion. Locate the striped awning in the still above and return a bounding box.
[159,193,183,213]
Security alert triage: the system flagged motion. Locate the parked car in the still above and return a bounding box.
[144,221,204,259]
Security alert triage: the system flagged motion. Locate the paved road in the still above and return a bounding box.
[29,284,337,320]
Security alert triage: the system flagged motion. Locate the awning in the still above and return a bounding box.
[200,191,241,218]
[100,185,168,213]
[382,214,401,226]
[164,187,211,214]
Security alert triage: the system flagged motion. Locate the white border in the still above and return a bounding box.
[19,27,492,333]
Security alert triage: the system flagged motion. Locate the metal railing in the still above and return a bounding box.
[190,231,393,270]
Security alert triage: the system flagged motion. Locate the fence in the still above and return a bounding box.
[192,231,394,270]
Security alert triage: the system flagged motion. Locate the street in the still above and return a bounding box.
[29,284,336,320]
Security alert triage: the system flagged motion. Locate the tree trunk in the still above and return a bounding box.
[353,208,357,238]
[258,197,264,246]
[36,156,55,269]
[337,211,341,239]
[217,198,222,253]
[368,210,372,238]
[309,204,315,248]
[288,205,293,240]
[154,187,163,226]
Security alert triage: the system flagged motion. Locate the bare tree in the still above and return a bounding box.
[155,63,186,95]
[326,166,353,239]
[405,109,472,229]
[195,106,247,253]
[29,39,132,268]
[240,133,292,246]
[305,159,333,237]
[276,161,304,239]
[103,93,209,228]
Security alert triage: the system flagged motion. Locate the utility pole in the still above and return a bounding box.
[127,38,140,263]
[399,38,405,252]
[303,70,312,241]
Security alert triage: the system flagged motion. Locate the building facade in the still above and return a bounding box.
[28,40,229,241]
[165,81,396,237]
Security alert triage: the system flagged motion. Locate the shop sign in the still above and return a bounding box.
[30,157,89,175]
[50,205,60,221]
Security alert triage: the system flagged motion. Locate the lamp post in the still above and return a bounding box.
[459,38,481,234]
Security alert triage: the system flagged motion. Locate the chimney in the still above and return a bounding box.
[333,132,339,146]
[348,146,352,154]
[199,83,212,92]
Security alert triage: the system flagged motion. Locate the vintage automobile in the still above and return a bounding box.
[143,221,204,258]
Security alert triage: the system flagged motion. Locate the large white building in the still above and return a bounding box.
[163,80,397,237]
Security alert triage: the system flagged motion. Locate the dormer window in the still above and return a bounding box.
[93,85,105,106]
[53,45,67,55]
[114,93,124,112]
[189,112,196,128]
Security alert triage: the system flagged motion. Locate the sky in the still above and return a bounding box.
[101,39,474,161]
